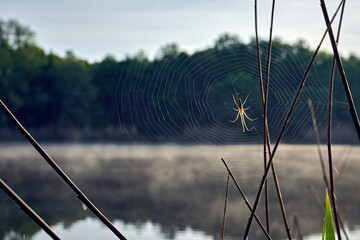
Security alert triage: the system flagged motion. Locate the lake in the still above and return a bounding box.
[0,144,359,239]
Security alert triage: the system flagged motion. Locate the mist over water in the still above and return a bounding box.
[0,144,359,239]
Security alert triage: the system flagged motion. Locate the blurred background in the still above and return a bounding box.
[0,1,360,239]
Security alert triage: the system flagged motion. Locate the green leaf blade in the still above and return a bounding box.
[325,189,335,240]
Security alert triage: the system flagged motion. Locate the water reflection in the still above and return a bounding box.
[0,144,359,239]
[29,218,213,240]
[305,226,360,240]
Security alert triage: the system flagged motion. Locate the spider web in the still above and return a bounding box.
[36,3,357,187]
[42,38,357,187]
[115,42,351,146]
[107,38,359,184]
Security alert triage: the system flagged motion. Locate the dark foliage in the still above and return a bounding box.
[1,19,359,142]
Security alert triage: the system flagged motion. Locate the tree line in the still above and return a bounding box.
[1,19,359,143]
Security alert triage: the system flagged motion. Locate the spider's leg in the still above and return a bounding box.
[232,95,239,108]
[240,115,246,132]
[243,106,251,111]
[244,112,257,121]
[243,95,249,105]
[233,107,239,111]
[230,111,240,123]
[243,116,250,131]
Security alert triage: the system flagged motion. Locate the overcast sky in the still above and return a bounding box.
[1,0,359,62]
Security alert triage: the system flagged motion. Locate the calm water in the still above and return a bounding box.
[0,144,359,240]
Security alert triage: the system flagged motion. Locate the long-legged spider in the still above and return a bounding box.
[230,94,257,132]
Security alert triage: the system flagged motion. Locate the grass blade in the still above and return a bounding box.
[325,189,336,240]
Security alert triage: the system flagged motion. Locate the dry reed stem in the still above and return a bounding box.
[0,99,127,240]
[0,178,61,240]
[243,1,345,238]
[292,213,303,240]
[254,1,291,238]
[319,0,352,238]
[320,0,360,141]
[308,99,330,190]
[221,158,272,239]
[263,1,293,229]
[221,173,230,240]
[254,0,270,233]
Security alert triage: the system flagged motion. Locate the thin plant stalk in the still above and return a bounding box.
[308,98,349,239]
[0,178,61,240]
[337,210,349,239]
[319,0,360,140]
[269,155,293,239]
[264,0,276,141]
[307,184,326,213]
[254,0,270,232]
[255,1,291,238]
[0,99,127,240]
[264,0,292,238]
[221,173,230,240]
[243,1,345,238]
[320,0,350,239]
[326,1,347,239]
[292,213,303,240]
[335,158,350,185]
[308,99,330,190]
[221,158,272,239]
[308,98,348,237]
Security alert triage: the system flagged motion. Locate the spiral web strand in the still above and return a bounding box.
[115,42,348,145]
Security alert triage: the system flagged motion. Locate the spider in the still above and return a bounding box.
[230,94,257,132]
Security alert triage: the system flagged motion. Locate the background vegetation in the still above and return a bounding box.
[1,19,359,142]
